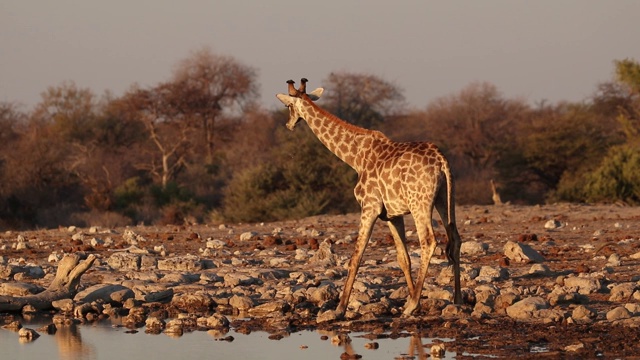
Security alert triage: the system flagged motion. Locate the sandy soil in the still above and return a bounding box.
[2,203,640,358]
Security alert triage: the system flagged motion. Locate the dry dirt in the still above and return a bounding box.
[2,203,640,358]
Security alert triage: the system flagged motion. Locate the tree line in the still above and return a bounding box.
[1,48,638,230]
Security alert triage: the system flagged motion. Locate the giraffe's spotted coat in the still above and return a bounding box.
[276,79,463,316]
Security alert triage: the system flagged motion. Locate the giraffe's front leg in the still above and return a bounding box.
[335,210,378,318]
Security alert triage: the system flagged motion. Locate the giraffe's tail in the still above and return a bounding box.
[442,161,456,225]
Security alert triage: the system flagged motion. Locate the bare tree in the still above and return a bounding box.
[31,81,96,142]
[322,72,405,129]
[423,82,528,169]
[122,83,193,189]
[171,47,258,161]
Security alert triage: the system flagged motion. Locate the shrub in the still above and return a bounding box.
[582,144,640,204]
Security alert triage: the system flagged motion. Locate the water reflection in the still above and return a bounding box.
[1,316,455,360]
[54,323,95,360]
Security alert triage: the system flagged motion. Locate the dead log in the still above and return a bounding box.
[0,254,97,312]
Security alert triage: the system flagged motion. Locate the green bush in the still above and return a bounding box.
[582,144,640,204]
[220,127,358,223]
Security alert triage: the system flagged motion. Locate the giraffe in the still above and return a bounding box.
[276,78,463,317]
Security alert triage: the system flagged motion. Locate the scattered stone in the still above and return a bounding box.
[206,240,226,249]
[75,284,134,304]
[0,282,44,296]
[316,309,338,323]
[145,317,166,334]
[172,293,214,313]
[565,343,584,352]
[308,283,339,305]
[431,343,446,358]
[547,287,580,306]
[563,276,601,295]
[506,296,549,320]
[544,219,562,229]
[476,266,509,282]
[198,314,230,329]
[48,252,62,262]
[460,241,488,256]
[309,240,337,266]
[2,321,22,330]
[164,319,184,336]
[18,327,40,341]
[606,306,632,321]
[37,323,57,335]
[107,252,141,271]
[240,231,257,241]
[364,342,379,349]
[571,305,597,323]
[229,295,254,311]
[609,283,637,302]
[123,229,147,245]
[606,253,621,267]
[157,255,203,272]
[248,300,289,316]
[52,299,74,312]
[504,241,545,263]
[331,333,352,346]
[527,263,550,276]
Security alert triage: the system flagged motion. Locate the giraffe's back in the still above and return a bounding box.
[374,141,448,218]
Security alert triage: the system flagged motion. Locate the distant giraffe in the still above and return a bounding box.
[276,79,463,317]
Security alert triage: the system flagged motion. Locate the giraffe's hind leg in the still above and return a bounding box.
[387,216,415,294]
[402,210,437,316]
[435,188,463,304]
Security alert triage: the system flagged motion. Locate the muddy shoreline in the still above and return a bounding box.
[2,204,640,358]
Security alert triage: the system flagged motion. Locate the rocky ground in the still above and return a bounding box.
[1,203,640,358]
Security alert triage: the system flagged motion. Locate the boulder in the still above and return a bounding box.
[506,296,548,320]
[157,255,202,272]
[107,252,141,271]
[563,276,601,295]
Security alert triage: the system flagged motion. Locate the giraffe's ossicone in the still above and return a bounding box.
[277,79,463,318]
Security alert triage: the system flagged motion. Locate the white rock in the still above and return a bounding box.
[206,240,226,249]
[269,257,288,267]
[461,241,488,256]
[529,264,551,276]
[18,328,39,340]
[477,266,509,282]
[572,305,597,322]
[609,282,637,302]
[506,296,548,319]
[606,306,632,321]
[239,231,257,241]
[229,295,254,310]
[48,253,62,263]
[309,240,336,266]
[544,219,562,229]
[607,253,621,267]
[504,241,545,263]
[431,343,446,358]
[564,276,601,295]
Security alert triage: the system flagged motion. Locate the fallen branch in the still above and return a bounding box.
[0,254,97,312]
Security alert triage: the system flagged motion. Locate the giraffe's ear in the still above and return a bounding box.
[308,87,324,101]
[276,93,295,106]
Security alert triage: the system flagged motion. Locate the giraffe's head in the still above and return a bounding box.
[276,78,324,130]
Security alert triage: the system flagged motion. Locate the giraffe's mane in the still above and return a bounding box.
[304,95,388,140]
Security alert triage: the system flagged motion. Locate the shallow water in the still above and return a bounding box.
[1,318,456,360]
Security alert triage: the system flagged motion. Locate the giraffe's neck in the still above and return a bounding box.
[300,102,385,173]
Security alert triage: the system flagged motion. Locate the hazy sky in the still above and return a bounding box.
[2,1,639,111]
